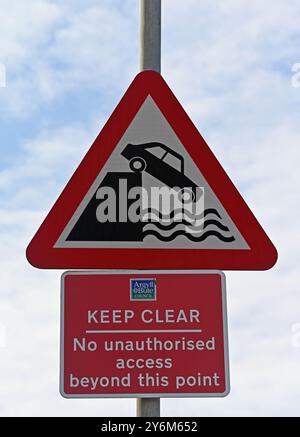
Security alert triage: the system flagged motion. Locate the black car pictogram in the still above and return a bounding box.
[121,142,201,201]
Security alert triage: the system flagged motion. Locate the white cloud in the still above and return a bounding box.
[163,0,300,123]
[0,0,137,118]
[0,0,61,65]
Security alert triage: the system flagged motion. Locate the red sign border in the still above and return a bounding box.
[26,71,277,270]
[60,270,230,399]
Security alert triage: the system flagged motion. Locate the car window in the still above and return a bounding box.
[163,153,182,172]
[146,146,166,159]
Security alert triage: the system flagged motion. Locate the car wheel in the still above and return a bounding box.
[129,157,147,172]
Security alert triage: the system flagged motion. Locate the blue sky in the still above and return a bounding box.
[1,0,300,416]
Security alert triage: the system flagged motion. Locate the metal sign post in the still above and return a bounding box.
[137,0,161,418]
[140,0,161,72]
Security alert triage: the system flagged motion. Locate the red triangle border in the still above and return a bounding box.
[26,71,277,270]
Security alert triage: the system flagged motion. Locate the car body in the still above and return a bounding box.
[121,142,201,201]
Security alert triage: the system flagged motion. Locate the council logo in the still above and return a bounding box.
[130,278,157,301]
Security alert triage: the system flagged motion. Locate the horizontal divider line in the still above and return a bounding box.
[85,329,202,334]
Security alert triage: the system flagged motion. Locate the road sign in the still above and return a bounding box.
[26,71,277,270]
[60,271,229,398]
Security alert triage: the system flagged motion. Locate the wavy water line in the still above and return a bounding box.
[142,229,236,242]
[142,208,222,221]
[143,222,231,237]
[143,219,230,232]
[143,221,203,231]
[203,219,230,232]
[143,223,205,236]
[143,213,196,224]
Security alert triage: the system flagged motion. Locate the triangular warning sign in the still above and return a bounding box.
[26,71,277,270]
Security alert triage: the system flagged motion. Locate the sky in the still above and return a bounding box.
[0,0,300,417]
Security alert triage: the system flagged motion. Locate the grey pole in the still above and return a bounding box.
[136,397,160,417]
[140,0,161,72]
[136,0,161,418]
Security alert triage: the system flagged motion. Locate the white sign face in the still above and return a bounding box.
[56,97,248,250]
